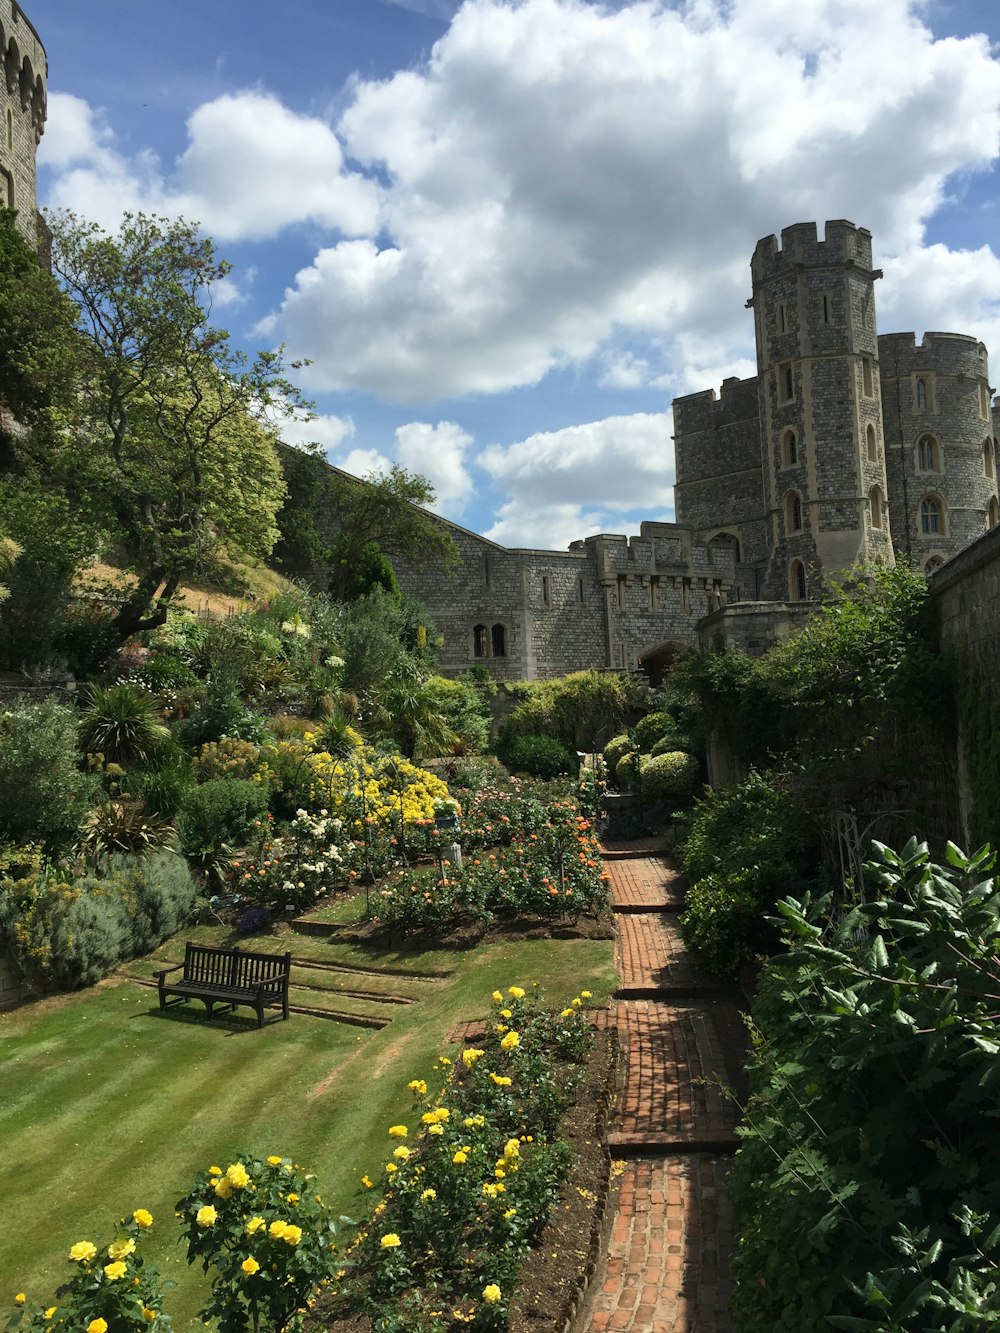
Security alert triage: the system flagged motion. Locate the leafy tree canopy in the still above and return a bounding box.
[37,210,307,641]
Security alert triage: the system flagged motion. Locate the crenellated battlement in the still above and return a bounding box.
[878,331,988,381]
[751,218,873,284]
[673,375,759,435]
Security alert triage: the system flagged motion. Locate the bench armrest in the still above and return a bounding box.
[155,962,185,981]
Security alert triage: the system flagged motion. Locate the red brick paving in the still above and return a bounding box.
[584,1157,733,1332]
[600,836,671,859]
[616,915,713,994]
[574,845,739,1332]
[605,856,686,911]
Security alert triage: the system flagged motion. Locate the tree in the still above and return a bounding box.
[0,207,81,439]
[275,453,459,601]
[44,210,306,641]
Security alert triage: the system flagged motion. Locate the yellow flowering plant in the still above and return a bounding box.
[175,1151,347,1333]
[6,1212,170,1333]
[336,985,595,1329]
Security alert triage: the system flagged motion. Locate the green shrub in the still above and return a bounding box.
[0,696,99,849]
[632,711,673,752]
[650,731,690,758]
[640,750,700,800]
[678,870,776,979]
[176,690,266,749]
[424,674,492,754]
[498,734,579,779]
[602,733,631,771]
[678,771,821,980]
[501,669,630,750]
[614,751,642,787]
[178,778,270,862]
[124,741,198,818]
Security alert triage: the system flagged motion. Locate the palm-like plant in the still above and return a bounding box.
[78,682,171,766]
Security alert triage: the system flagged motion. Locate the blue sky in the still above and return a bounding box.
[30,0,1000,549]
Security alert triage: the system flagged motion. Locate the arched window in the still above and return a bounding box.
[473,624,488,658]
[785,491,803,534]
[869,486,883,530]
[866,423,878,463]
[781,429,797,468]
[917,433,940,472]
[789,559,807,601]
[916,378,927,410]
[708,531,741,565]
[919,497,943,536]
[491,624,506,658]
[984,439,995,480]
[989,497,999,529]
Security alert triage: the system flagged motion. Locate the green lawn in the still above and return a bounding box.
[1,927,615,1325]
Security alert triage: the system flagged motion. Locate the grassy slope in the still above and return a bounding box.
[0,932,616,1325]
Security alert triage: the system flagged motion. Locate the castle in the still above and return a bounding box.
[7,8,998,684]
[0,1,46,248]
[393,219,999,681]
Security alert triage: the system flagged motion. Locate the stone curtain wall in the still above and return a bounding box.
[0,2,45,245]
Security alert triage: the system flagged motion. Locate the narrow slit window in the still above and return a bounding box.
[862,356,874,397]
[916,378,927,410]
[778,302,787,334]
[616,575,626,610]
[541,575,550,606]
[822,294,830,324]
[866,423,878,463]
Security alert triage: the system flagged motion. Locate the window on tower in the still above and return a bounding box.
[866,423,878,463]
[785,491,803,534]
[777,362,794,404]
[916,378,927,410]
[917,434,941,473]
[862,356,874,397]
[781,429,798,467]
[919,496,944,536]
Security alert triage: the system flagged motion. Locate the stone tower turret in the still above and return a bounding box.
[0,2,46,246]
[751,220,892,600]
[878,332,998,570]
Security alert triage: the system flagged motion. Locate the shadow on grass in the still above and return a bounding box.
[136,1002,285,1036]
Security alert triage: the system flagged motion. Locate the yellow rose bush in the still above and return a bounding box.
[7,1213,169,1333]
[334,985,596,1329]
[176,1153,343,1333]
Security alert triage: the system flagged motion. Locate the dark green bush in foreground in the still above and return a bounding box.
[0,696,99,850]
[496,733,579,780]
[731,839,1000,1330]
[178,777,270,863]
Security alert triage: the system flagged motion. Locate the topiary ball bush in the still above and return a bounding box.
[678,870,778,980]
[650,731,691,758]
[615,750,642,787]
[641,751,701,800]
[632,711,674,753]
[603,733,631,772]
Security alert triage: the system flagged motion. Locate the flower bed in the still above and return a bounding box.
[324,984,606,1332]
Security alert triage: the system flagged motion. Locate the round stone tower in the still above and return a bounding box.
[0,2,46,246]
[878,331,998,571]
[751,220,892,601]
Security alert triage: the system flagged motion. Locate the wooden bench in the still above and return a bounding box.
[156,943,292,1028]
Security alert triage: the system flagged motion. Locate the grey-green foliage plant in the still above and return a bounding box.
[0,851,197,991]
[0,696,99,849]
[730,838,1000,1330]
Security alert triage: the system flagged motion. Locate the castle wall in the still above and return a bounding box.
[0,3,45,246]
[879,332,998,570]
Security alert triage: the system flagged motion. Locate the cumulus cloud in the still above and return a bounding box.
[481,411,674,547]
[277,411,356,453]
[40,90,378,241]
[268,0,1000,401]
[393,420,475,513]
[340,446,394,477]
[878,242,1000,355]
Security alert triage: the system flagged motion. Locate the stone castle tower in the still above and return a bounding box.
[674,219,998,607]
[0,1,46,246]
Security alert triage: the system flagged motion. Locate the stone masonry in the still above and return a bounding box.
[0,1,45,246]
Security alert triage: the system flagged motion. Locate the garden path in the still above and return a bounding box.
[579,842,745,1333]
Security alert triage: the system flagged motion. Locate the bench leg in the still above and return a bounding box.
[203,999,214,1019]
[257,1003,265,1029]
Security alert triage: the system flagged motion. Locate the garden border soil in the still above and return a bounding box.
[316,1025,619,1332]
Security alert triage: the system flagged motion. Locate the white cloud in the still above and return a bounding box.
[878,242,1000,355]
[40,90,378,242]
[340,446,394,477]
[277,411,356,453]
[268,0,1000,402]
[481,411,674,547]
[393,420,475,513]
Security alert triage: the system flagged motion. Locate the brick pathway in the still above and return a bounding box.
[578,847,743,1333]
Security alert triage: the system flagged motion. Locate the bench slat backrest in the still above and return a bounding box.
[183,943,291,990]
